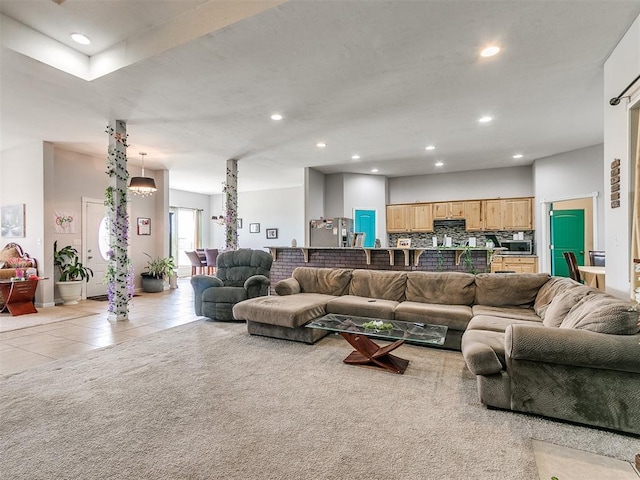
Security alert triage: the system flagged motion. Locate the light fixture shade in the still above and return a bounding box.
[128,176,157,196]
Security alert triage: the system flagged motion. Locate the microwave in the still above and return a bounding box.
[500,240,532,255]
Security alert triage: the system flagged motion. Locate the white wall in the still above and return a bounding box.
[0,142,47,304]
[343,173,389,247]
[210,186,305,251]
[388,166,533,204]
[305,168,325,245]
[324,173,345,218]
[533,143,605,272]
[604,14,640,298]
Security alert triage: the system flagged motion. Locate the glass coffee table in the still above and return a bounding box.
[306,313,447,374]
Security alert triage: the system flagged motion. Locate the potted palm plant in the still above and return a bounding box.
[53,241,94,305]
[141,253,176,293]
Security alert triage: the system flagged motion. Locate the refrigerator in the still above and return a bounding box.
[309,217,354,247]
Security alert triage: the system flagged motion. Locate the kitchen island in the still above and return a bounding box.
[268,246,501,292]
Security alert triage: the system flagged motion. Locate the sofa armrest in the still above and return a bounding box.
[274,278,301,296]
[506,324,640,374]
[190,275,224,316]
[244,275,270,298]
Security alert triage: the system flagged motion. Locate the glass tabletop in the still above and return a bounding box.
[307,313,447,346]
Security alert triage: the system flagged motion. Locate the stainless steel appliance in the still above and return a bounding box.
[500,240,532,255]
[309,217,353,247]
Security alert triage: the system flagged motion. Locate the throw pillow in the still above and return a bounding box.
[560,295,640,334]
[0,247,19,263]
[542,286,593,328]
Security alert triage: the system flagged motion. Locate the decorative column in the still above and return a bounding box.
[224,159,238,250]
[105,120,132,321]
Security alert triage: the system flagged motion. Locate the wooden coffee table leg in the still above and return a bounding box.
[340,332,409,374]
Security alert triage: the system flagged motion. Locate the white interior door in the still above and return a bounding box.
[84,200,109,297]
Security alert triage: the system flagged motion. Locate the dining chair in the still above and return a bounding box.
[204,248,219,275]
[186,251,207,276]
[563,251,581,283]
[588,250,605,267]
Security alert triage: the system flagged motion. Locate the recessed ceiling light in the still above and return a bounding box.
[478,116,493,123]
[351,155,360,160]
[425,145,436,151]
[435,161,444,167]
[270,113,283,121]
[70,33,91,45]
[512,154,523,159]
[371,169,379,173]
[480,46,500,57]
[316,142,327,148]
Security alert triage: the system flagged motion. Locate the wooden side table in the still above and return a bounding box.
[0,279,39,316]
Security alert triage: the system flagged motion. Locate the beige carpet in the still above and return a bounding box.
[0,304,104,333]
[0,322,637,479]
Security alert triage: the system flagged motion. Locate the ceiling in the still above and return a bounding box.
[1,0,640,195]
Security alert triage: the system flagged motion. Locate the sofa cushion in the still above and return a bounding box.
[533,276,582,318]
[467,315,541,333]
[202,286,247,304]
[232,293,336,328]
[471,305,541,322]
[461,329,506,375]
[406,271,475,305]
[349,270,407,301]
[560,295,640,334]
[394,302,473,331]
[326,295,398,320]
[474,273,550,307]
[542,286,595,328]
[293,267,352,296]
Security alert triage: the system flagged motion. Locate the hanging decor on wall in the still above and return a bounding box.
[611,158,621,209]
[53,211,76,234]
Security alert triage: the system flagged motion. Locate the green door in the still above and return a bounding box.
[551,208,585,276]
[354,210,376,248]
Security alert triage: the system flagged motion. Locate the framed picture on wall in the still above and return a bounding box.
[137,217,151,235]
[396,238,411,248]
[1,204,25,238]
[266,228,278,239]
[250,223,260,233]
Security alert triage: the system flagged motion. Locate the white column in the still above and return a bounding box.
[106,120,130,321]
[225,159,238,250]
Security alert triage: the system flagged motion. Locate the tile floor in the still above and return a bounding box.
[0,277,198,376]
[1,278,638,479]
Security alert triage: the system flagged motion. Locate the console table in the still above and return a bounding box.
[0,278,39,316]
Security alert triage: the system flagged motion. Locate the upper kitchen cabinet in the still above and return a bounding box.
[386,204,433,232]
[432,201,465,220]
[503,197,533,230]
[482,197,533,231]
[464,201,483,231]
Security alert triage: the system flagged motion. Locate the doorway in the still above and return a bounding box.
[354,210,376,248]
[83,199,110,297]
[550,208,585,276]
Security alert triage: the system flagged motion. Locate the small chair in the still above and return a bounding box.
[186,250,207,276]
[563,251,581,283]
[204,248,219,275]
[190,249,272,321]
[588,250,605,266]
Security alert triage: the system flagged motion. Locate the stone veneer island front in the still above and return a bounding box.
[267,246,499,294]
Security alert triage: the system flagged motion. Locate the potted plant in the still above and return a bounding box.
[141,253,176,293]
[53,241,94,305]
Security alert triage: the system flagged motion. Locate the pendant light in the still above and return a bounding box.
[129,152,157,196]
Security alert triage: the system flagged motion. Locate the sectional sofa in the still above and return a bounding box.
[233,267,640,434]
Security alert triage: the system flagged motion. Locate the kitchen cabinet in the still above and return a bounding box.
[464,201,483,231]
[386,204,433,232]
[482,197,533,231]
[433,201,465,220]
[491,256,537,273]
[503,197,533,230]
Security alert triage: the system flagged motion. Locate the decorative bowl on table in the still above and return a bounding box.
[362,320,394,333]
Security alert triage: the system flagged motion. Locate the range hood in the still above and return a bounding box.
[433,219,466,228]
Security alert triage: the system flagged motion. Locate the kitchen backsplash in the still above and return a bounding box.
[388,227,534,251]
